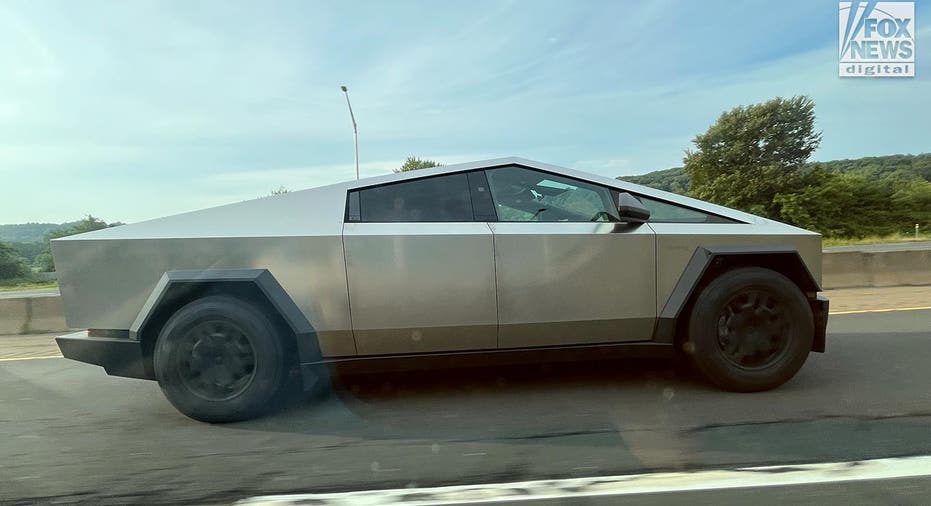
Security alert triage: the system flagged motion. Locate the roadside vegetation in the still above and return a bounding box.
[394,156,441,173]
[0,215,121,291]
[822,232,931,247]
[0,279,59,291]
[621,96,930,241]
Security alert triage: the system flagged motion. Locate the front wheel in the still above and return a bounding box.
[153,296,291,422]
[687,267,813,392]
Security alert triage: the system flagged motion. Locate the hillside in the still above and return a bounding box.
[619,153,931,192]
[0,222,79,243]
[620,166,689,193]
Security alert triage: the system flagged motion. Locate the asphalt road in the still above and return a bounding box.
[2,310,931,505]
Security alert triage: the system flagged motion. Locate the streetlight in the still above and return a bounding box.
[340,85,359,180]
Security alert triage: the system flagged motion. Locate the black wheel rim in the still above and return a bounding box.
[716,289,791,370]
[176,320,257,401]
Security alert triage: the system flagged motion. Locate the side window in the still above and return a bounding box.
[636,195,736,223]
[485,166,619,222]
[355,173,474,222]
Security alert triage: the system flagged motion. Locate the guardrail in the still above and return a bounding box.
[1,246,929,334]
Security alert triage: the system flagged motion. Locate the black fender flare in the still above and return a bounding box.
[653,246,826,352]
[130,269,322,381]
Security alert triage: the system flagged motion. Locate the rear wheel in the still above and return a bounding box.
[153,295,291,422]
[687,267,813,392]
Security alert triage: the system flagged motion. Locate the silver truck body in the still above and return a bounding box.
[53,157,824,376]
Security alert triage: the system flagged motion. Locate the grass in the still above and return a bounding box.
[822,232,931,247]
[0,278,58,292]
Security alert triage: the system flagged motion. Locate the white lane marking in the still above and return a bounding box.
[0,355,62,362]
[235,455,931,505]
[830,306,931,315]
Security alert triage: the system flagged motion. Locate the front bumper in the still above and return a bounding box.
[812,294,829,353]
[56,331,153,379]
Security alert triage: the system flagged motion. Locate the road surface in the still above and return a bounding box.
[2,310,931,504]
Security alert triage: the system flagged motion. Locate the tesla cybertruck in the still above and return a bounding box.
[53,158,828,422]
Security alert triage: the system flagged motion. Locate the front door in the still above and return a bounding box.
[484,165,657,348]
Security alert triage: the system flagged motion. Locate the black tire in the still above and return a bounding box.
[153,295,291,422]
[687,267,813,392]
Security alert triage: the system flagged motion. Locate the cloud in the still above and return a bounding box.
[1,1,929,223]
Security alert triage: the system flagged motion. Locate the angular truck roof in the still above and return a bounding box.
[55,157,802,242]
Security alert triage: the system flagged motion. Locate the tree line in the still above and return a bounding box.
[622,96,930,238]
[0,216,118,281]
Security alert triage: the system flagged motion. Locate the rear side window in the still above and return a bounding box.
[356,173,474,222]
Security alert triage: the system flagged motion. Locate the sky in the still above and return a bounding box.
[1,0,929,224]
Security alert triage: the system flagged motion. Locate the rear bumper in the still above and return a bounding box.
[56,331,153,379]
[812,295,829,353]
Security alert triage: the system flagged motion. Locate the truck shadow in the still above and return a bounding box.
[231,357,717,439]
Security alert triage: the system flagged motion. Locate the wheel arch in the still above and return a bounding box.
[654,246,826,353]
[130,269,322,386]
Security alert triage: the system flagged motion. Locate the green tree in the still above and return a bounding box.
[9,241,45,265]
[394,156,441,173]
[618,166,690,193]
[33,252,55,273]
[40,215,115,272]
[684,96,822,219]
[621,153,931,195]
[776,170,931,238]
[270,186,290,195]
[46,215,109,241]
[0,242,28,280]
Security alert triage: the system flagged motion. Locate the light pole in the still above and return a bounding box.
[340,85,359,180]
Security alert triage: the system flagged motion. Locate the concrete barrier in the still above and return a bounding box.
[822,249,931,289]
[0,295,69,334]
[0,246,928,334]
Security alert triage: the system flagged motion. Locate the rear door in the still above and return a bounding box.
[484,165,657,348]
[343,172,498,355]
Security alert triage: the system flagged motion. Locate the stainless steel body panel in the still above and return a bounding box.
[489,222,656,348]
[343,222,498,355]
[53,235,356,357]
[650,223,822,314]
[57,180,350,240]
[52,185,357,358]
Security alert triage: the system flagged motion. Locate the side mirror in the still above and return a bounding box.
[617,192,650,223]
